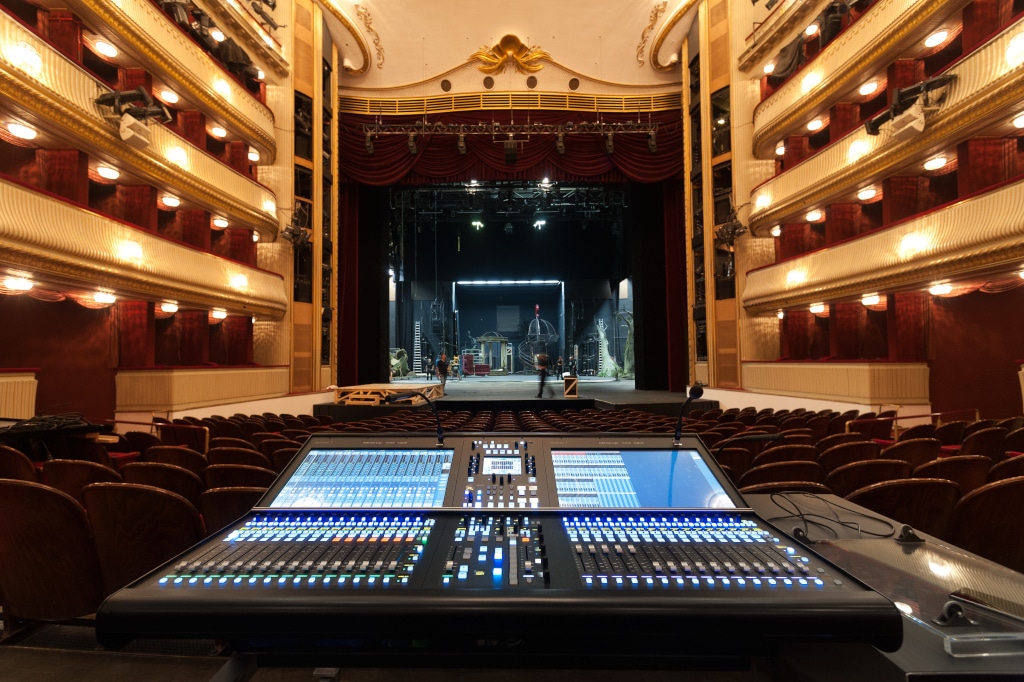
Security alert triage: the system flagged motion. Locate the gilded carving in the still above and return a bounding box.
[318,0,371,75]
[470,35,550,75]
[637,2,668,67]
[355,4,384,69]
[338,92,682,115]
[650,0,700,71]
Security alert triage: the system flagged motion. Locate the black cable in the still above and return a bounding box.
[765,492,897,541]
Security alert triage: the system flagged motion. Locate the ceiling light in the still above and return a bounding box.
[256,69,265,81]
[805,209,823,222]
[1006,33,1024,68]
[94,291,117,304]
[1019,270,1024,280]
[94,40,118,58]
[161,194,180,208]
[857,188,877,201]
[213,217,229,229]
[763,62,775,75]
[769,225,781,237]
[805,23,819,37]
[923,156,948,171]
[96,165,120,180]
[776,311,785,319]
[755,194,770,210]
[809,303,825,314]
[3,277,33,291]
[160,302,179,314]
[533,219,546,230]
[252,231,260,242]
[262,199,276,213]
[211,309,228,320]
[213,78,231,97]
[210,28,226,42]
[924,30,949,49]
[861,294,881,306]
[806,118,824,132]
[6,122,37,140]
[159,89,179,104]
[472,220,484,230]
[1013,113,1024,129]
[929,283,952,295]
[210,126,227,138]
[775,142,785,156]
[230,274,248,289]
[858,81,878,97]
[248,148,261,162]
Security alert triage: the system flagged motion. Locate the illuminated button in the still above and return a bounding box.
[159,577,170,585]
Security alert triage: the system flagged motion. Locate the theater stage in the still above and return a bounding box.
[315,374,718,421]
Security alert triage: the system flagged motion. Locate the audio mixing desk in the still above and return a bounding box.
[97,433,903,664]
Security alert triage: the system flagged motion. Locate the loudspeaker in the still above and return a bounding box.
[119,113,151,149]
[504,139,517,164]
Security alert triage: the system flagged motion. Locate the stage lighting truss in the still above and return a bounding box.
[864,73,957,136]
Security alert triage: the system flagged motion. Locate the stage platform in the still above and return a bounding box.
[315,375,718,422]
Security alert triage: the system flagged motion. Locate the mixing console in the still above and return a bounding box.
[97,432,903,657]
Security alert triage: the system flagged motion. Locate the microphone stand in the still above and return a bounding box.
[673,384,705,447]
[386,391,445,447]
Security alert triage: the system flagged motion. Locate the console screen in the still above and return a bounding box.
[267,449,454,508]
[550,449,736,509]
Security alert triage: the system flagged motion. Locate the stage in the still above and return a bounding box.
[315,375,718,421]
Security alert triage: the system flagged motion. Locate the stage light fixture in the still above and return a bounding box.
[647,131,657,153]
[555,132,565,154]
[407,133,417,155]
[210,28,226,42]
[364,134,374,154]
[604,133,614,154]
[457,134,467,155]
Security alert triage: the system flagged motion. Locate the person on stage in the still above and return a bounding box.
[536,353,552,398]
[435,354,449,395]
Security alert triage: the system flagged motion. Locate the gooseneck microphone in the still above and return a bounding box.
[673,384,705,446]
[386,391,445,447]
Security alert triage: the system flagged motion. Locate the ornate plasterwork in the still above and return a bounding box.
[637,2,668,67]
[742,177,1024,314]
[650,0,700,71]
[469,35,550,75]
[355,4,384,69]
[0,178,288,319]
[749,17,1024,232]
[0,20,278,239]
[68,0,277,162]
[319,0,371,75]
[751,0,973,158]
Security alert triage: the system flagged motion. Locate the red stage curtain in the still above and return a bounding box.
[338,110,684,186]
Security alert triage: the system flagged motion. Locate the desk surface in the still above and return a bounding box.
[746,493,1024,678]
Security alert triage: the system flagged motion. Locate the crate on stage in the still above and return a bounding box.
[563,376,578,398]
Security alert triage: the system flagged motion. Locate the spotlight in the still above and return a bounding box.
[457,134,467,155]
[364,134,374,154]
[604,133,614,154]
[555,132,565,155]
[408,133,417,154]
[647,131,657,154]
